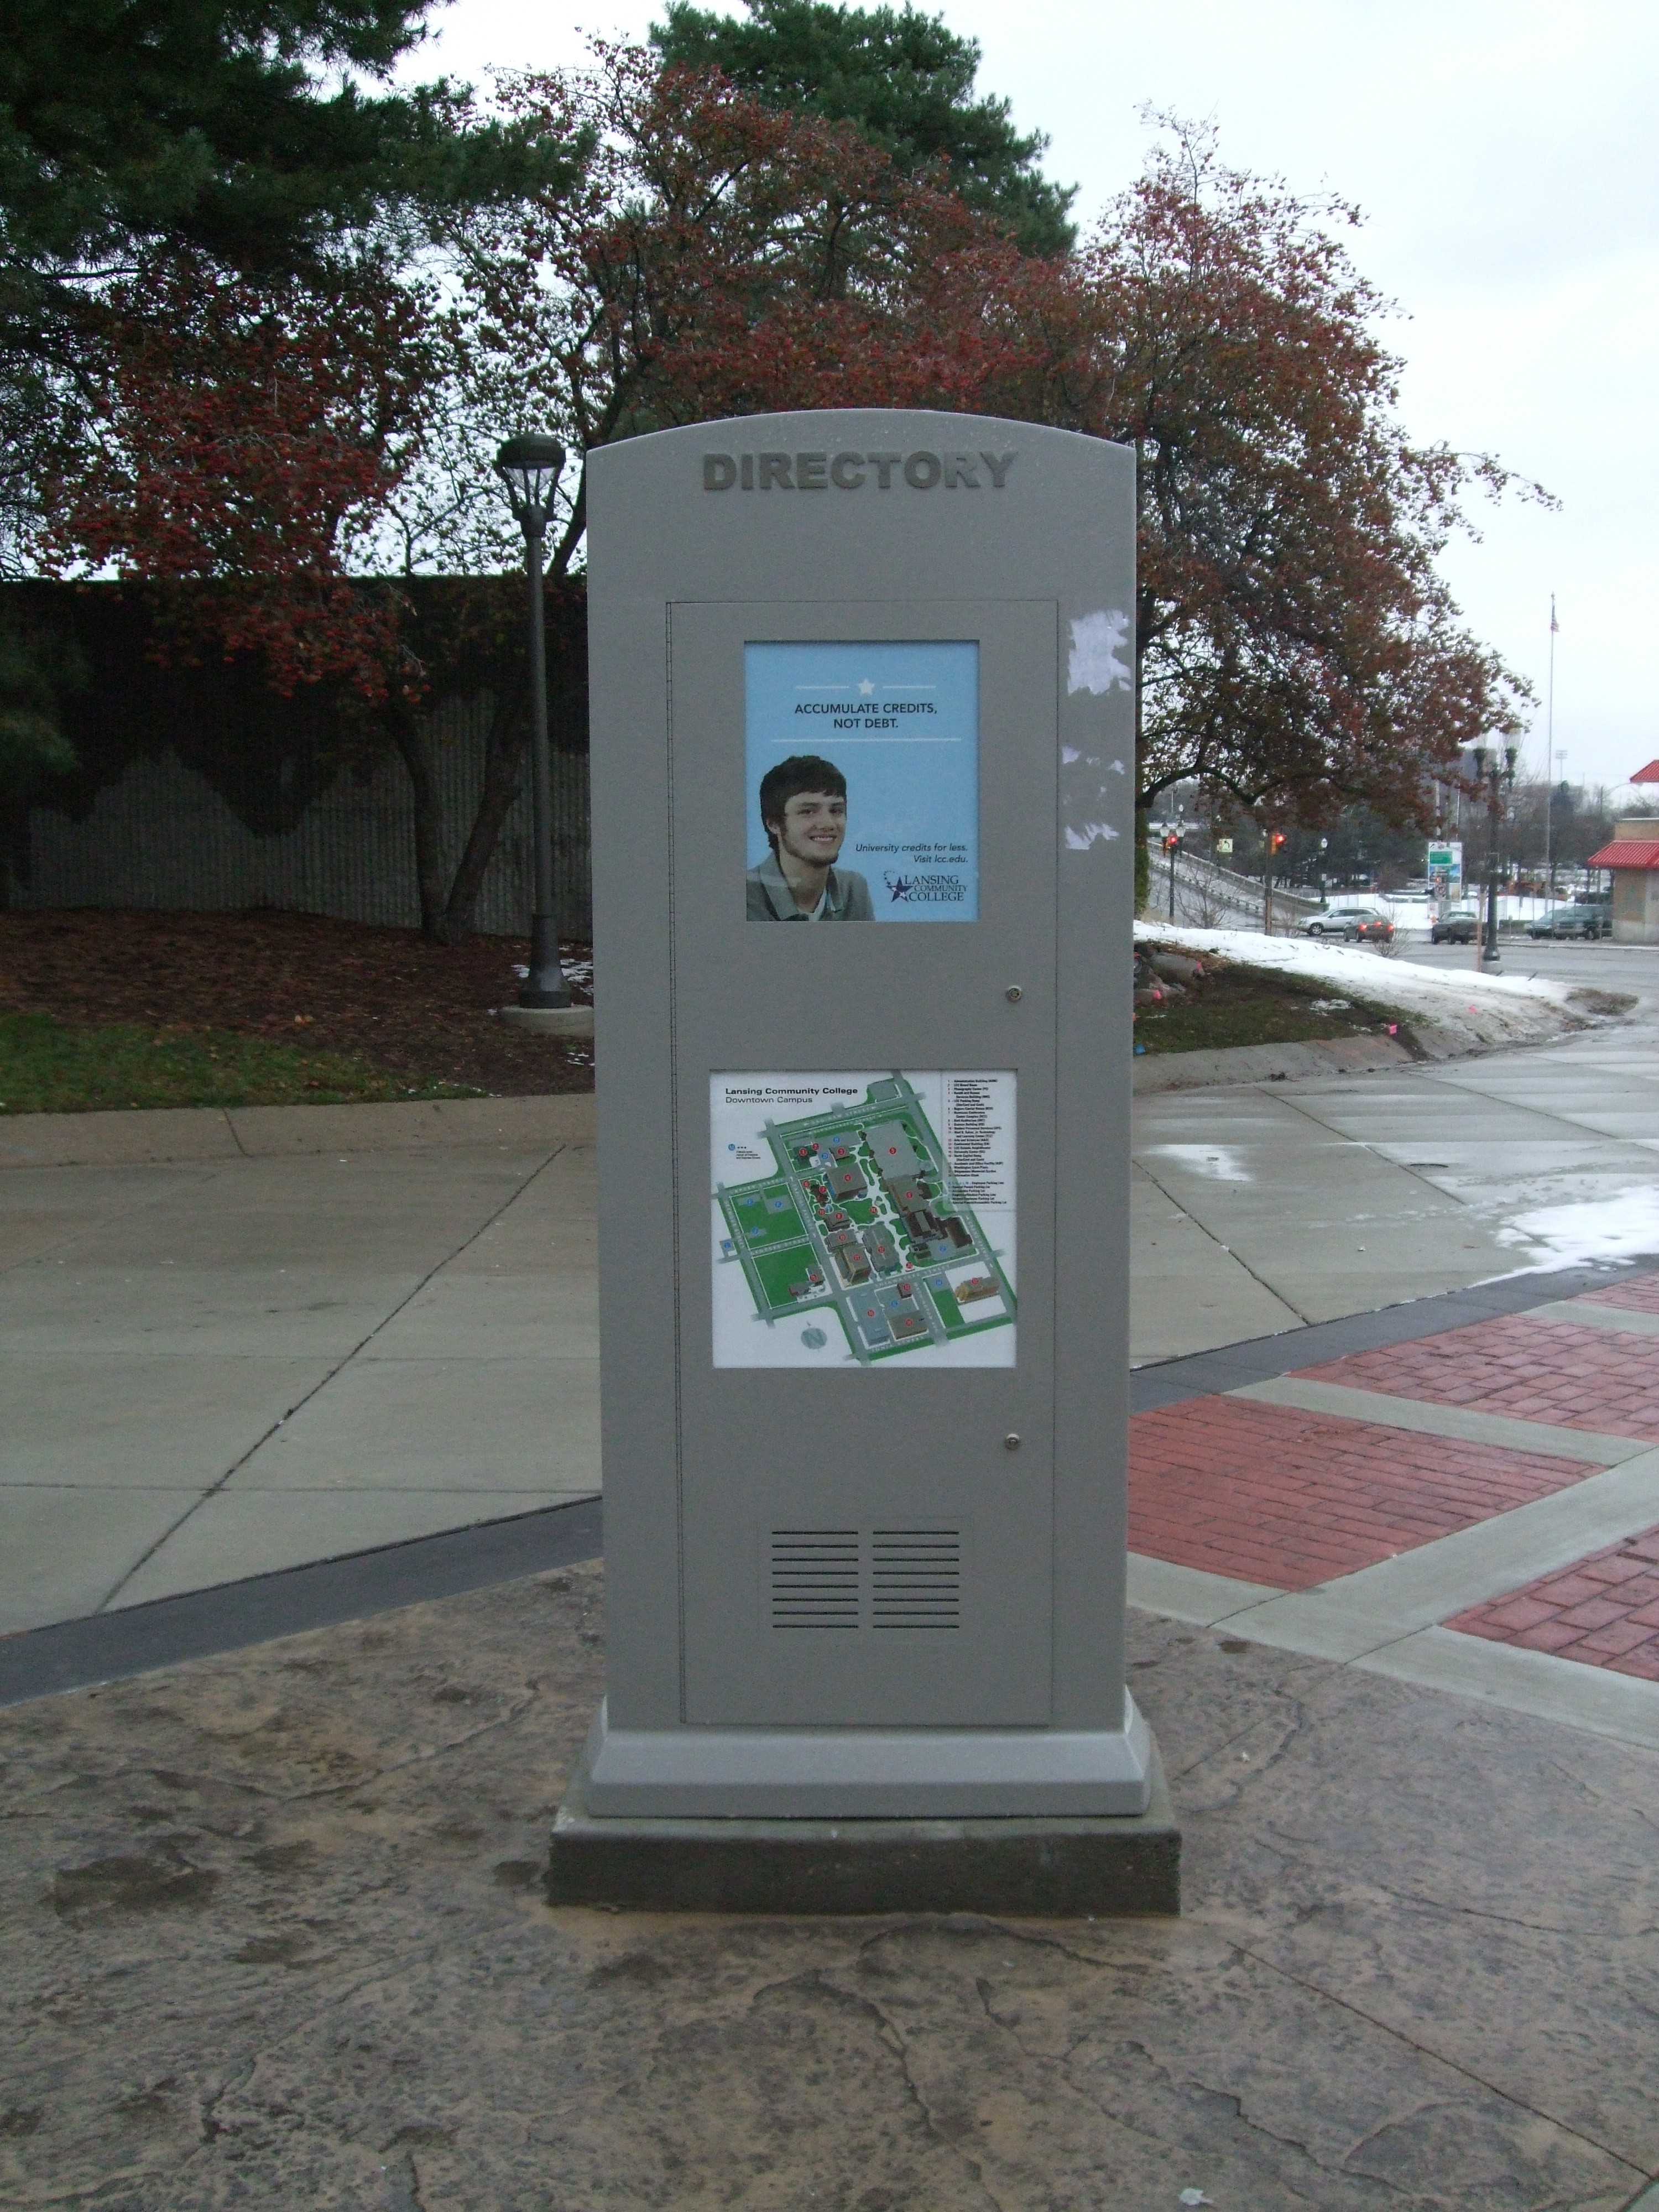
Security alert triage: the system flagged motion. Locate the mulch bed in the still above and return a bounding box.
[0,910,594,1096]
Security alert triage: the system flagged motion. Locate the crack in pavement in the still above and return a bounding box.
[1131,1156,1313,1327]
[0,1163,226,1280]
[1227,1936,1650,2183]
[89,1138,576,1614]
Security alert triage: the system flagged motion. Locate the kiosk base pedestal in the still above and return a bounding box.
[547,1733,1180,1918]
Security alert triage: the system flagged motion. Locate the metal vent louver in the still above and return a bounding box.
[769,1530,861,1629]
[872,1528,962,1629]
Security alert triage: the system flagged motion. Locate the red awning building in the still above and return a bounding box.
[1587,817,1659,943]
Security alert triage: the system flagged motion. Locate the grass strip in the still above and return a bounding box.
[0,1013,483,1114]
[1135,959,1415,1055]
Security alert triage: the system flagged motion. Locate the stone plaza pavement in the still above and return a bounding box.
[4,1558,1659,2210]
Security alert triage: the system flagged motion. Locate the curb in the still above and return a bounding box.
[0,1089,597,1170]
[1132,1035,1418,1092]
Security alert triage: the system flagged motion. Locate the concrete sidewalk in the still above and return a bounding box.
[0,1108,598,1632]
[2,951,1655,1637]
[1131,961,1659,1354]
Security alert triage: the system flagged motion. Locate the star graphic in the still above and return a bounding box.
[858,678,876,697]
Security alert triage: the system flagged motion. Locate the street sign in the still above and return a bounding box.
[575,410,1152,1823]
[1427,841,1463,891]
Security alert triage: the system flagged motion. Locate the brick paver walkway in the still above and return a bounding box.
[1447,1525,1659,1679]
[1128,1397,1593,1590]
[1582,1274,1659,1315]
[1295,1315,1659,1443]
[1130,1271,1659,1674]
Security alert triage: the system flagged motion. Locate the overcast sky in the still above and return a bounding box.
[410,0,1658,796]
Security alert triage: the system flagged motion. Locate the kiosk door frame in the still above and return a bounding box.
[667,599,1060,1729]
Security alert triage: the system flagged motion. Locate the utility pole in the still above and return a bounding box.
[1553,747,1567,900]
[1543,596,1559,901]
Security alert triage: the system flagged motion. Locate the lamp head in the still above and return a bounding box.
[495,434,566,537]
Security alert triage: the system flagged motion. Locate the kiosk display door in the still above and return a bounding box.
[667,601,1060,1728]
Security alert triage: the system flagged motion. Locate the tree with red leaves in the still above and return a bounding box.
[34,246,565,944]
[383,38,1063,938]
[34,48,1537,940]
[439,41,1053,584]
[35,45,1045,937]
[446,76,1531,866]
[1034,123,1538,864]
[41,250,439,701]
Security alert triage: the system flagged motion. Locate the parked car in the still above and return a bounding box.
[1302,906,1395,943]
[1431,909,1480,944]
[1526,902,1610,940]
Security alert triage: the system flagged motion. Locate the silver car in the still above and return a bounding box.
[1303,906,1395,943]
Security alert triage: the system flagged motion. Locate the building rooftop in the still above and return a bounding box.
[865,1120,921,1180]
[1587,838,1659,869]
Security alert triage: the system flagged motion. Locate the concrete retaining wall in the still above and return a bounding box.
[11,696,592,941]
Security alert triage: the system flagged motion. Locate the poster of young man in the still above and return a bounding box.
[744,642,979,921]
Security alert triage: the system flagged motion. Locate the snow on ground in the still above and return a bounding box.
[1134,921,1595,1051]
[1495,1190,1659,1271]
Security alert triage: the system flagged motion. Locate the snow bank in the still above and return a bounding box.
[1134,921,1597,1052]
[1496,1191,1659,1271]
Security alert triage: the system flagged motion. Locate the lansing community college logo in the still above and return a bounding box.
[885,870,967,906]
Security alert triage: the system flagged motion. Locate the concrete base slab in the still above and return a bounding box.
[498,1004,594,1037]
[548,1720,1180,1916]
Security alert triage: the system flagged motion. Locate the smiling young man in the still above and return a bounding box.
[747,754,874,921]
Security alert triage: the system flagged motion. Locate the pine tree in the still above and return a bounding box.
[651,0,1074,255]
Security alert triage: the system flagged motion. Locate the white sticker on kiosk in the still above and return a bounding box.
[711,1071,1015,1368]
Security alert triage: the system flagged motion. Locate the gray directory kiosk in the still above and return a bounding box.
[552,410,1177,1912]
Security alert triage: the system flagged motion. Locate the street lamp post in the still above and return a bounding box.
[1468,743,1518,966]
[495,433,572,1014]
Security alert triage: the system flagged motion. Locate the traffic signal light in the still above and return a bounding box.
[1269,832,1286,853]
[1162,831,1181,853]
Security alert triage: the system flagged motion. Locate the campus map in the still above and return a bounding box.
[712,1072,1016,1368]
